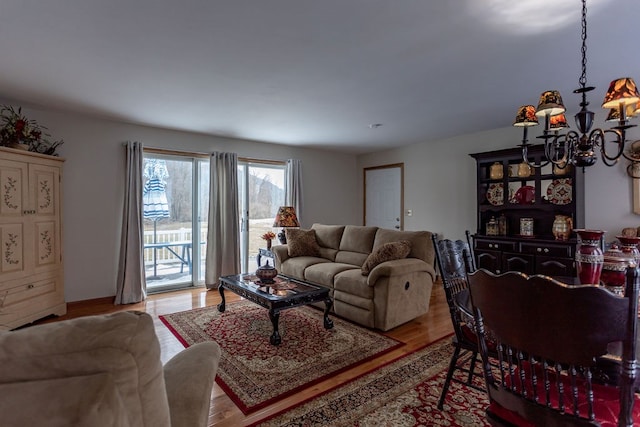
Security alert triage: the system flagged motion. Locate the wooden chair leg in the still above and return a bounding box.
[438,344,462,410]
[467,351,478,385]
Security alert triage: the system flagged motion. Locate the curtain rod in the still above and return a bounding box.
[122,143,286,165]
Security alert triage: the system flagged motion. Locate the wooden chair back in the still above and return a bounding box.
[432,231,475,336]
[467,267,639,426]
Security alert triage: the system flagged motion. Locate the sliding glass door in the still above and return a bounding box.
[238,161,286,273]
[142,152,209,291]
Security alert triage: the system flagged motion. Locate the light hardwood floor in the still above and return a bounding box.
[38,282,453,427]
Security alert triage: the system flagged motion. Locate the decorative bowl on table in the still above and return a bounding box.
[255,261,277,284]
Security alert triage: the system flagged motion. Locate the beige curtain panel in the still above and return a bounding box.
[205,152,241,287]
[115,141,147,304]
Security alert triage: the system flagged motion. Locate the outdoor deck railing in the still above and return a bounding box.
[143,228,207,266]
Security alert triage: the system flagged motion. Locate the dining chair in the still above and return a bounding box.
[431,231,484,410]
[467,267,640,426]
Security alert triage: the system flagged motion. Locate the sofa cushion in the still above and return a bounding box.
[339,225,378,254]
[279,256,330,278]
[335,250,369,266]
[304,263,360,288]
[286,228,321,257]
[0,373,130,427]
[361,240,412,275]
[373,228,434,264]
[318,247,339,261]
[311,224,345,250]
[0,311,171,427]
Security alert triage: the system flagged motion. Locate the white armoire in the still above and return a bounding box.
[0,147,65,330]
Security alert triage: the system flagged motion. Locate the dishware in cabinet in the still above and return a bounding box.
[470,144,580,276]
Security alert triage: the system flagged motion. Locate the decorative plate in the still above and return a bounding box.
[486,183,504,206]
[546,178,572,205]
[514,185,535,204]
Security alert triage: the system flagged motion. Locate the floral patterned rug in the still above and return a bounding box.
[253,338,490,426]
[159,300,403,414]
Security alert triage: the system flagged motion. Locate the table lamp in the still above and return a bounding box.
[273,206,300,244]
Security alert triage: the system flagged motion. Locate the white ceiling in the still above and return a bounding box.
[0,0,638,154]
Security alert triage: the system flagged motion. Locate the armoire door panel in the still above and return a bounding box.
[1,223,24,274]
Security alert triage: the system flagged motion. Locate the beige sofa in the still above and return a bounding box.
[272,224,436,331]
[0,311,221,427]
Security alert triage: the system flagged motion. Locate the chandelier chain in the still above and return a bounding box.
[579,0,588,89]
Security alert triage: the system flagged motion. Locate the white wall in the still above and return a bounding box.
[357,123,640,244]
[7,101,640,302]
[8,104,360,302]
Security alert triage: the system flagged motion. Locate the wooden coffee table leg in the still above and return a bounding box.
[323,298,334,329]
[217,284,226,312]
[269,310,281,345]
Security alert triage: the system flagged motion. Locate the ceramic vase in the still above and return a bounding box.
[7,142,30,151]
[552,215,573,241]
[601,243,631,295]
[575,229,605,285]
[616,235,640,266]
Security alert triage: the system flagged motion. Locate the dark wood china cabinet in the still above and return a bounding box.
[470,144,581,276]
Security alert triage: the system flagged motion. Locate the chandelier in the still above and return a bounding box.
[513,0,639,174]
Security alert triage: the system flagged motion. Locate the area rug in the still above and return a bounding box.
[252,338,490,426]
[159,300,403,414]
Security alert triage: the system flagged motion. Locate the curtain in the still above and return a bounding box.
[115,141,146,304]
[205,152,241,288]
[286,159,303,224]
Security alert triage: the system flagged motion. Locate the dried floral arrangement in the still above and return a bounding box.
[0,105,64,155]
[261,231,276,241]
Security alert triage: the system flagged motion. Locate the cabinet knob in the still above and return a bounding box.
[27,284,35,289]
[544,248,549,253]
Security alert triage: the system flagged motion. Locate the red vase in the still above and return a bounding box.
[602,244,630,295]
[575,229,605,285]
[616,235,640,266]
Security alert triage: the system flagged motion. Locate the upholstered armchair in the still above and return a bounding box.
[0,311,221,427]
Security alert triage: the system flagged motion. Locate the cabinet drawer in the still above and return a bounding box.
[503,252,534,275]
[2,275,59,307]
[535,256,575,277]
[476,249,501,274]
[475,240,517,252]
[520,242,572,257]
[0,272,65,329]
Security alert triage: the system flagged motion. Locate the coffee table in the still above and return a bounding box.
[217,274,334,345]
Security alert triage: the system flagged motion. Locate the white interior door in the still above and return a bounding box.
[364,164,403,230]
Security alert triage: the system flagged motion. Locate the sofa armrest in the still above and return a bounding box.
[163,341,221,427]
[272,244,289,267]
[367,258,436,286]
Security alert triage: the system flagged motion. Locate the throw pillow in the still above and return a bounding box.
[361,240,412,275]
[286,228,321,257]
